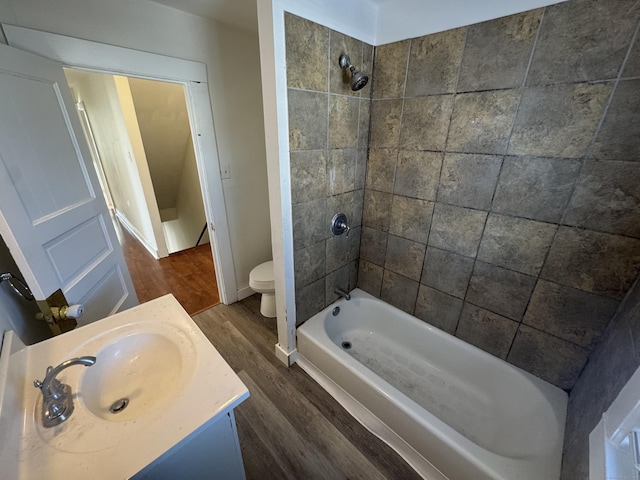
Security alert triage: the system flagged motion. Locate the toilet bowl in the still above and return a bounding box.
[249,261,276,318]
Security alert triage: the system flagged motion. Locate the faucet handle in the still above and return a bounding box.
[35,356,96,428]
[34,367,65,399]
[331,213,351,238]
[338,220,351,239]
[35,356,96,399]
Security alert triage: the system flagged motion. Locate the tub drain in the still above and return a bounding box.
[109,398,129,414]
[341,341,352,349]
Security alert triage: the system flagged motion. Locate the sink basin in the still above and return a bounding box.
[33,320,197,453]
[80,329,193,422]
[0,294,249,479]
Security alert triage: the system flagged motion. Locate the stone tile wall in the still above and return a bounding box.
[358,0,640,391]
[561,275,640,479]
[285,13,373,324]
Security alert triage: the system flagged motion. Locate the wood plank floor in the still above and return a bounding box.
[193,295,422,480]
[114,217,220,315]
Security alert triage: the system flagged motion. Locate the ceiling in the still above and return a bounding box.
[150,0,258,32]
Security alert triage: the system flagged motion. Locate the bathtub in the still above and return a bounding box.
[296,288,568,480]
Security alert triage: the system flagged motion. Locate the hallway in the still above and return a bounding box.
[114,218,220,315]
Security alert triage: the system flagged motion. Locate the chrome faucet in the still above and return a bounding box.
[34,356,96,428]
[334,287,351,301]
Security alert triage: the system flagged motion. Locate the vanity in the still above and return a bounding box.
[0,295,249,479]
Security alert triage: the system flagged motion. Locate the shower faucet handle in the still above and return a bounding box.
[331,213,351,239]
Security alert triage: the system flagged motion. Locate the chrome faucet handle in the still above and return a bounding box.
[34,356,96,428]
[331,213,351,238]
[342,222,351,239]
[34,366,65,399]
[35,356,97,399]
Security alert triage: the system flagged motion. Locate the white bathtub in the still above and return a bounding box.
[296,288,568,480]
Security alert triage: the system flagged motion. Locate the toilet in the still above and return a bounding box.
[249,261,276,318]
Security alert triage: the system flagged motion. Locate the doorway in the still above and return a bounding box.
[114,219,219,315]
[64,68,220,314]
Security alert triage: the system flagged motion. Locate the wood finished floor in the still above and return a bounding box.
[193,295,421,480]
[114,218,220,315]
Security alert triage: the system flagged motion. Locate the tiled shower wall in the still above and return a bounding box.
[561,276,640,477]
[358,0,640,391]
[285,14,373,324]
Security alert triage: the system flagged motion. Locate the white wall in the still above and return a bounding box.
[114,76,169,258]
[65,70,164,258]
[162,139,210,253]
[219,27,272,297]
[0,0,271,295]
[374,0,568,45]
[128,77,191,211]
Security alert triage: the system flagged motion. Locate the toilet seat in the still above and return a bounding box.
[250,261,275,292]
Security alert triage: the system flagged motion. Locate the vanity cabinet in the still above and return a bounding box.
[133,410,246,480]
[0,295,250,480]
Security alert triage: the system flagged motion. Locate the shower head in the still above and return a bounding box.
[350,70,369,91]
[339,54,369,92]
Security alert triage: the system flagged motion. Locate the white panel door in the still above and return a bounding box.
[0,44,138,327]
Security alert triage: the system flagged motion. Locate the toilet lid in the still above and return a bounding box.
[250,261,274,286]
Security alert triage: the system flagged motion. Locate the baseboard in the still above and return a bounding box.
[115,211,160,259]
[237,285,255,301]
[275,343,297,366]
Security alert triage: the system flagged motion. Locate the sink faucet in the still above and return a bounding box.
[334,287,351,301]
[34,356,96,428]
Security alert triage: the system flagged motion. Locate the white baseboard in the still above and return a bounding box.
[237,285,255,301]
[275,343,297,366]
[115,211,160,259]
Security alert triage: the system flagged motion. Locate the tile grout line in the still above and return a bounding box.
[361,181,640,241]
[375,39,412,301]
[417,27,470,334]
[448,24,503,338]
[359,42,378,294]
[582,17,640,163]
[288,73,637,99]
[396,38,429,316]
[494,6,547,359]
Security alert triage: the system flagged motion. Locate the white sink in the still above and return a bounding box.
[0,295,249,479]
[78,325,195,423]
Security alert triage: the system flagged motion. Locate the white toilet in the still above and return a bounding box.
[249,260,276,318]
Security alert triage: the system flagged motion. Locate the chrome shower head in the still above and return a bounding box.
[350,70,369,91]
[339,54,369,91]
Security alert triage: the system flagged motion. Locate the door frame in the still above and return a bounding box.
[4,24,238,305]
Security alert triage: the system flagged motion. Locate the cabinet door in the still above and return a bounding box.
[132,411,246,480]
